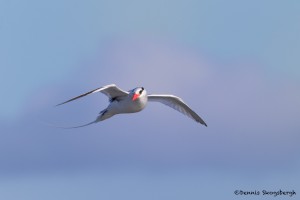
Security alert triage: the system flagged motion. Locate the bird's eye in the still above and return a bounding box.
[139,90,143,94]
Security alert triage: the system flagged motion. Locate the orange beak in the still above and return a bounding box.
[132,93,139,101]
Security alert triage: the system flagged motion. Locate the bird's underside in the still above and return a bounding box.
[55,84,207,128]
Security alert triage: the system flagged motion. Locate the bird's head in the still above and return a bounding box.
[131,87,147,101]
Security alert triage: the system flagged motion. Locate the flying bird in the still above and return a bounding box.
[56,84,207,128]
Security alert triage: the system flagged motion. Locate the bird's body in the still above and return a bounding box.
[97,88,148,122]
[56,84,207,128]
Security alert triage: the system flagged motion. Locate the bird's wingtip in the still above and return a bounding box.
[199,120,207,127]
[55,101,68,107]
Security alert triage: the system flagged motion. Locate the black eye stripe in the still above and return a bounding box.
[138,87,144,94]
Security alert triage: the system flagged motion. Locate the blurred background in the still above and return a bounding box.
[0,0,299,199]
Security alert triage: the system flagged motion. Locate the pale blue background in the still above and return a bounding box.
[0,0,299,199]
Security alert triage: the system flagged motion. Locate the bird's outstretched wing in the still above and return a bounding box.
[56,84,128,106]
[148,94,207,126]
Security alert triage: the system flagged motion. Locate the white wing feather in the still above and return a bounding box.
[148,94,207,126]
[56,84,128,106]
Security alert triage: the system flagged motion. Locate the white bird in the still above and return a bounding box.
[56,84,207,128]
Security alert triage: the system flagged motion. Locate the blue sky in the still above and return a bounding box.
[1,0,300,199]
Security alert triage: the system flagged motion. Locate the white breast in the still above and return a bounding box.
[108,95,148,114]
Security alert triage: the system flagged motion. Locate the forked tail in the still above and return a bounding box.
[97,109,114,121]
[40,120,96,129]
[42,109,114,129]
